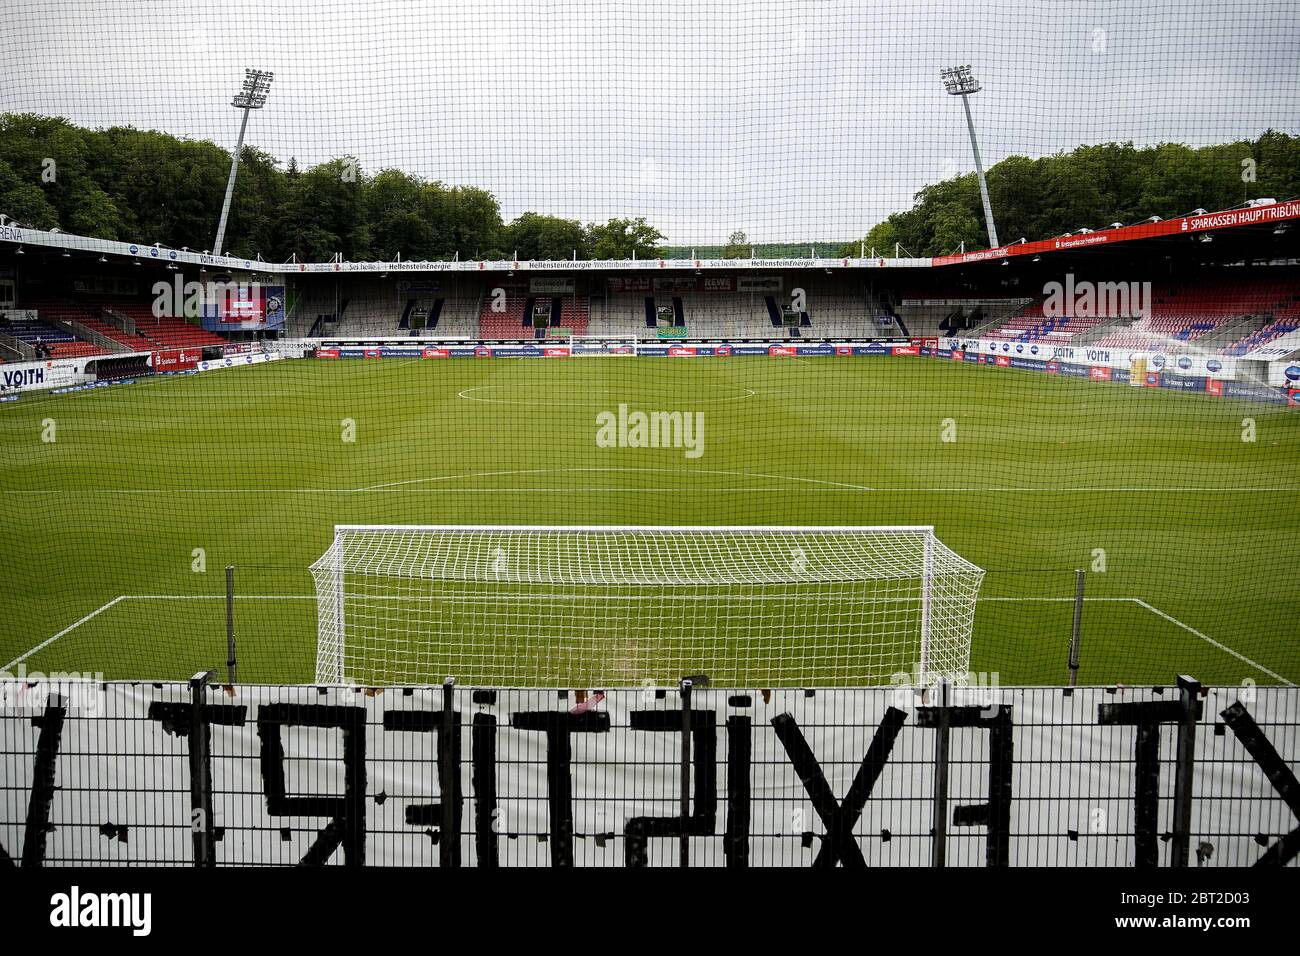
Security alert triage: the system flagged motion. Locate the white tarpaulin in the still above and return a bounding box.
[0,682,1295,867]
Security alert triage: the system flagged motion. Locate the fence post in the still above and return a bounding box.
[679,678,693,868]
[932,679,951,868]
[1068,569,1085,687]
[441,677,456,867]
[1171,674,1201,868]
[225,565,237,684]
[189,669,215,867]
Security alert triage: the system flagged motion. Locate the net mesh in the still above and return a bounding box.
[0,2,1297,693]
[310,527,985,687]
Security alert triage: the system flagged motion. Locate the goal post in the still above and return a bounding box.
[310,525,985,688]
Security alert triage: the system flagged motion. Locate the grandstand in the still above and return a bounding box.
[94,299,230,350]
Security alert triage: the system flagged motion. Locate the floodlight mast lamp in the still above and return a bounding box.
[941,65,999,248]
[213,69,274,256]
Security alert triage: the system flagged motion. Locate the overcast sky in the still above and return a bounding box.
[3,0,1298,244]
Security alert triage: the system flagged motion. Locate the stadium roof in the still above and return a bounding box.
[1,200,1298,275]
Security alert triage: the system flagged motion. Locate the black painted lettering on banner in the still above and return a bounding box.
[511,710,610,866]
[472,712,499,867]
[1097,699,1201,867]
[725,715,751,868]
[916,704,1014,866]
[382,708,463,867]
[1220,701,1300,866]
[10,695,67,868]
[623,709,718,867]
[771,706,908,869]
[258,703,367,867]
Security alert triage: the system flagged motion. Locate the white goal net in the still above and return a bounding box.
[310,525,984,687]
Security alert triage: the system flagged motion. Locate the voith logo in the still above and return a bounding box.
[1,367,44,390]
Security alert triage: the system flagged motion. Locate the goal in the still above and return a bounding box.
[310,525,984,687]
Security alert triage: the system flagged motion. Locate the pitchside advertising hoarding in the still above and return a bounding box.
[312,340,920,359]
[0,359,90,394]
[1,682,1295,867]
[148,347,201,372]
[199,284,286,332]
[930,339,1299,404]
[607,276,742,293]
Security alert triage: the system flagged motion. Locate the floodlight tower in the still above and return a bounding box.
[213,69,274,255]
[940,65,999,248]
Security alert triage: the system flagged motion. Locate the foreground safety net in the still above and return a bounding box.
[310,526,984,687]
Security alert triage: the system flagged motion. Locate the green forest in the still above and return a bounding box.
[0,113,1296,262]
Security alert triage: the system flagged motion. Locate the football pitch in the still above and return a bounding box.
[1,355,1297,687]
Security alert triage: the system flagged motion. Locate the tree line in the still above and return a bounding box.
[840,131,1300,257]
[1,114,1295,263]
[0,114,665,262]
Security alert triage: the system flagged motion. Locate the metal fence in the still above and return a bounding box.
[2,676,1296,867]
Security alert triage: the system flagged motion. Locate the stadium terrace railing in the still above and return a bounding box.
[2,675,1295,867]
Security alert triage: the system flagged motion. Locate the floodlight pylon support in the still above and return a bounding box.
[942,65,999,248]
[213,70,273,256]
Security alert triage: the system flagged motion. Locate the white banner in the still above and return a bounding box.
[0,682,1293,867]
[193,351,280,373]
[951,338,1240,378]
[0,358,91,394]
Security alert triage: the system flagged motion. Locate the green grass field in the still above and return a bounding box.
[1,354,1297,687]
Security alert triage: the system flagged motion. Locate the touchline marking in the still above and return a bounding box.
[3,596,127,670]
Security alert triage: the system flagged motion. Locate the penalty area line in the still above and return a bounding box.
[3,595,128,671]
[1129,598,1293,685]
